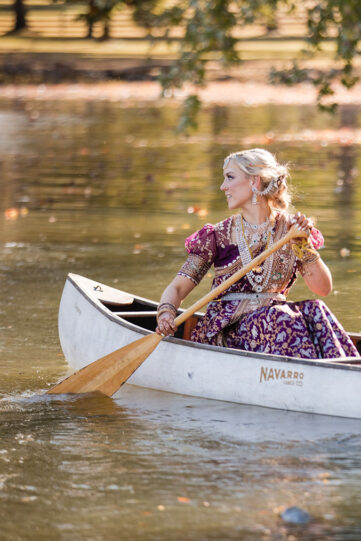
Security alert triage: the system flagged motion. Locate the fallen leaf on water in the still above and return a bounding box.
[177,496,190,503]
[21,496,37,503]
[4,208,19,220]
[340,248,350,258]
[318,472,331,479]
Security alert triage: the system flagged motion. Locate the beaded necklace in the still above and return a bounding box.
[235,213,275,293]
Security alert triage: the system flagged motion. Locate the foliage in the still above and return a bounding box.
[131,0,361,127]
[10,0,361,127]
[271,0,361,112]
[9,0,27,33]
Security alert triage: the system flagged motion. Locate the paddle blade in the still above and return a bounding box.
[47,333,163,397]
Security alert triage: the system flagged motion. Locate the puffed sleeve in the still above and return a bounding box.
[177,224,217,285]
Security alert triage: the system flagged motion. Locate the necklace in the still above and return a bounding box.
[241,216,271,258]
[243,218,270,247]
[235,213,275,293]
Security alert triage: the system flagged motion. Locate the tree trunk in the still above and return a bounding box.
[87,21,94,39]
[13,0,27,31]
[101,19,110,40]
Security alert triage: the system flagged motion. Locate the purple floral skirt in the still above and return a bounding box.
[192,299,359,359]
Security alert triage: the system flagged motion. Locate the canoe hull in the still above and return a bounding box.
[58,273,361,419]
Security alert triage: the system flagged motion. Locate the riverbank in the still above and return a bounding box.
[1,78,361,107]
[2,30,361,109]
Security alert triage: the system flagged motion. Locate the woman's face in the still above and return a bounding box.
[221,159,253,209]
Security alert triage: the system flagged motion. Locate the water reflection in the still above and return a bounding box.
[1,387,361,539]
[1,98,361,539]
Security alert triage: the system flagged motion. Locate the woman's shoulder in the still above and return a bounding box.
[184,216,233,259]
[214,215,233,233]
[184,223,216,258]
[186,215,233,241]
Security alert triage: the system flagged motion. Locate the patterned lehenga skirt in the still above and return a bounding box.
[191,299,359,359]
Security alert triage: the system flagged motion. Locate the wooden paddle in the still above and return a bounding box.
[47,225,307,397]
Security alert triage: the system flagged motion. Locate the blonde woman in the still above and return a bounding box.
[156,149,358,359]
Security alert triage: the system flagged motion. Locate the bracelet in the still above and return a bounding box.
[158,302,177,312]
[299,254,321,277]
[157,303,177,322]
[302,250,321,266]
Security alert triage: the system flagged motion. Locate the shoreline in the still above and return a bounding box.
[1,79,361,106]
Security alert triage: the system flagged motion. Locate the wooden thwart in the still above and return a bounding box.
[47,226,307,397]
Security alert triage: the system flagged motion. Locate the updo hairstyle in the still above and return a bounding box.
[223,148,291,210]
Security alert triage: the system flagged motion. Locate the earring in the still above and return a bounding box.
[251,185,258,205]
[251,178,276,205]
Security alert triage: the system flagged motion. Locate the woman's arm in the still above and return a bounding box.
[291,212,332,297]
[301,258,333,296]
[156,275,196,336]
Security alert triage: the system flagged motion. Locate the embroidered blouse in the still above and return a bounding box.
[177,212,323,341]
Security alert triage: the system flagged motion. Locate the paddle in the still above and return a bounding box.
[47,225,307,397]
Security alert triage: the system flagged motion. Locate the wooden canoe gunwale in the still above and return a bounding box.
[65,273,361,374]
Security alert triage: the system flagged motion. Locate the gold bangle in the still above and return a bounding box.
[157,304,177,322]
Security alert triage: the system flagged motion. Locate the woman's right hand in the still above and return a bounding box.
[156,312,178,336]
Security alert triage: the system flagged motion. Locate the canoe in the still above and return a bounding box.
[58,273,361,419]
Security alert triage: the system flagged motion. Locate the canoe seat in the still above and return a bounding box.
[349,333,361,355]
[114,310,200,341]
[182,316,200,340]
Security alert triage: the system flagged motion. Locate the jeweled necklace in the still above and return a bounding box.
[243,217,270,247]
[235,212,274,293]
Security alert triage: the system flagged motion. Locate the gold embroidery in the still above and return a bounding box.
[178,254,212,285]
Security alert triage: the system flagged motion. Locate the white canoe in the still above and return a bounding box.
[58,273,361,419]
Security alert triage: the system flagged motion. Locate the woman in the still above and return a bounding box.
[156,148,359,359]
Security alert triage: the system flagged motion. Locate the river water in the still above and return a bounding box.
[1,98,361,539]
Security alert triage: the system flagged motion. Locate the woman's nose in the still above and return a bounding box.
[220,180,226,191]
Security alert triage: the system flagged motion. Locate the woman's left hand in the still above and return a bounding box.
[290,212,313,232]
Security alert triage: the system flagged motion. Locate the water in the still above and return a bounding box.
[1,97,361,539]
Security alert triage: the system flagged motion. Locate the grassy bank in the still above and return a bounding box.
[0,32,346,85]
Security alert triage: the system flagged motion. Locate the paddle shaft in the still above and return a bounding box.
[174,225,307,327]
[47,225,307,396]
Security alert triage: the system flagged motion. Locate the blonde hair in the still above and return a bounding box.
[223,148,291,210]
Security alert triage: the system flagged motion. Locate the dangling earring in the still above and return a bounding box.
[251,185,258,205]
[251,178,276,205]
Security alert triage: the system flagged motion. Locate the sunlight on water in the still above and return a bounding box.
[1,99,361,539]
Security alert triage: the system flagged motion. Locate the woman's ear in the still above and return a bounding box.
[251,175,261,189]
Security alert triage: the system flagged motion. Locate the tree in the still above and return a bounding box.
[71,0,119,39]
[128,0,361,128]
[74,0,157,40]
[10,0,27,33]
